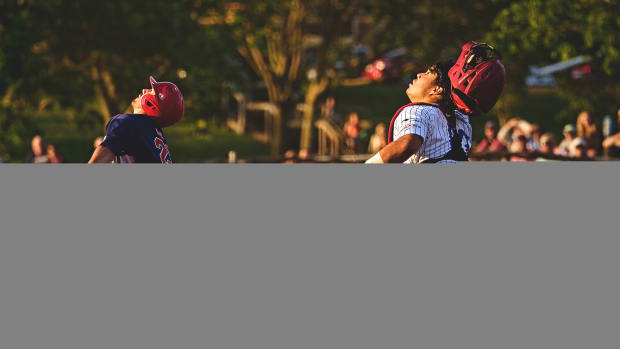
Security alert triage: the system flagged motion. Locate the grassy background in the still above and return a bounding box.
[330,83,411,123]
[165,122,271,163]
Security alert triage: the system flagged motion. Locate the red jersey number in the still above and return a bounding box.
[154,137,171,164]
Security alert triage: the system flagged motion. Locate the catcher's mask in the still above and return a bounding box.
[449,42,505,115]
[141,76,184,128]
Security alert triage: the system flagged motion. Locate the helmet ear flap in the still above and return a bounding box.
[141,94,160,116]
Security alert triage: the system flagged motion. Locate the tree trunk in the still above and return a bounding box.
[94,82,112,125]
[299,77,329,151]
[1,85,15,107]
[91,66,115,125]
[299,100,315,152]
[271,104,283,157]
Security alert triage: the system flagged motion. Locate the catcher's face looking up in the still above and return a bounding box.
[406,62,454,112]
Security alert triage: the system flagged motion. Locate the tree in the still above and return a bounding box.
[1,0,236,125]
[201,0,362,155]
[358,0,510,65]
[488,0,620,116]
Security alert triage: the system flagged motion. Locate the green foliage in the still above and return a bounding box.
[363,0,509,64]
[165,122,271,163]
[488,0,620,115]
[329,84,410,123]
[0,105,37,162]
[1,0,244,121]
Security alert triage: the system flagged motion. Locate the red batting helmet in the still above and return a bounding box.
[449,42,505,115]
[141,76,184,127]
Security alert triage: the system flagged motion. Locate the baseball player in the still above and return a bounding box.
[366,42,505,164]
[88,76,184,163]
[365,60,472,163]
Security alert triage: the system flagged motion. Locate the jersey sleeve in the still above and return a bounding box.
[100,116,135,155]
[394,105,431,142]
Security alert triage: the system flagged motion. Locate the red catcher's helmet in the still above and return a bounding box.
[449,42,506,115]
[141,76,184,127]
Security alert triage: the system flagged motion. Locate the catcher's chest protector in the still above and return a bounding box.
[387,103,468,163]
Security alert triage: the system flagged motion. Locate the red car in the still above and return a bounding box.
[363,48,417,82]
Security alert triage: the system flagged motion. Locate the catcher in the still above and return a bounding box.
[366,42,506,163]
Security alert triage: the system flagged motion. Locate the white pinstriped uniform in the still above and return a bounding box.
[392,104,472,163]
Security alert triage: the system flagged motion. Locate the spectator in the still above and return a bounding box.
[576,110,601,157]
[607,107,620,136]
[615,106,620,135]
[570,138,590,160]
[298,148,310,162]
[602,133,620,157]
[497,117,532,150]
[602,107,620,158]
[474,120,506,153]
[527,123,543,152]
[320,97,341,124]
[343,112,361,152]
[368,122,387,154]
[283,149,296,164]
[536,133,556,161]
[508,134,534,162]
[46,144,63,163]
[27,135,49,163]
[555,124,577,157]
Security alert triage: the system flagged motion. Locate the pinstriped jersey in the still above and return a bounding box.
[391,104,472,163]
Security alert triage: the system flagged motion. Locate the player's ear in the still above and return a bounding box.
[431,86,444,96]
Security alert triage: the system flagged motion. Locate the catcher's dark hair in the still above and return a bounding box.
[428,60,456,114]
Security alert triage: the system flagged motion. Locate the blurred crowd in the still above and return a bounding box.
[26,135,64,164]
[472,108,620,161]
[321,96,388,154]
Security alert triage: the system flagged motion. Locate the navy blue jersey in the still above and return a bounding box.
[100,114,173,163]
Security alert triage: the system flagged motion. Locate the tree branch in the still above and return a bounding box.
[239,34,281,102]
[286,0,304,81]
